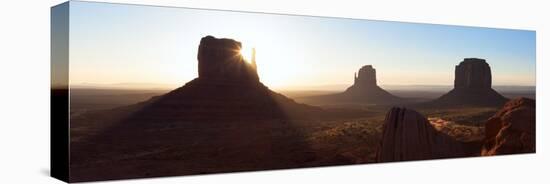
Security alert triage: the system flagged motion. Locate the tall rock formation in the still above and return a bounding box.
[454,58,492,89]
[344,65,401,101]
[431,58,507,107]
[354,65,377,87]
[377,107,465,162]
[197,36,259,82]
[482,98,536,156]
[303,65,402,105]
[125,35,320,121]
[69,36,324,182]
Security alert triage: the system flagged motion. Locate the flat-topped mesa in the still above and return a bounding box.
[197,35,259,83]
[354,65,377,87]
[428,58,507,107]
[454,58,492,89]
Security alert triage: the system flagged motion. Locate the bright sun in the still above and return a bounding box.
[240,45,253,63]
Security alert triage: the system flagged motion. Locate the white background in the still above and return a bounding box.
[0,0,547,183]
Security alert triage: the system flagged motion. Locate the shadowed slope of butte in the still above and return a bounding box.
[69,36,325,182]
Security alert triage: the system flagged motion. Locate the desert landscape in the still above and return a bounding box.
[66,36,536,182]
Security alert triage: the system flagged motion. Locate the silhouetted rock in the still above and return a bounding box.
[377,107,464,162]
[198,35,259,82]
[430,58,507,107]
[113,35,330,122]
[127,35,321,121]
[482,98,536,156]
[303,65,402,105]
[69,36,324,182]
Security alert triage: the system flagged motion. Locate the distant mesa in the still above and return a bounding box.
[377,107,465,162]
[344,65,401,103]
[429,58,507,107]
[303,65,402,105]
[482,97,536,156]
[454,58,492,89]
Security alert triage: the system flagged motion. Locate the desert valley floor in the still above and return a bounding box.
[67,86,534,182]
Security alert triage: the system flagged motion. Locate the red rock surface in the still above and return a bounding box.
[377,107,464,162]
[482,97,536,155]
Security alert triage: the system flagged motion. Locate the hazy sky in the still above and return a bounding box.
[68,1,536,90]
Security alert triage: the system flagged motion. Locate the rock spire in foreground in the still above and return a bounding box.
[377,107,464,162]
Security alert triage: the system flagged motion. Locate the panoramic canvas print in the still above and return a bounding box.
[51,1,536,182]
